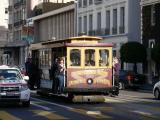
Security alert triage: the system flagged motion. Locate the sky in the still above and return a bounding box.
[0,0,8,28]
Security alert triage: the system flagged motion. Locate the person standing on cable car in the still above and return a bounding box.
[57,57,65,93]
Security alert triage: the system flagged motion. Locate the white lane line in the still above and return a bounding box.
[133,110,152,116]
[87,111,101,115]
[31,97,73,110]
[106,95,160,103]
[31,101,52,111]
[132,110,159,119]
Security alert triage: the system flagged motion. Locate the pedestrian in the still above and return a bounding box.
[113,57,121,87]
[25,58,36,90]
[50,58,59,93]
[25,58,31,76]
[34,58,41,89]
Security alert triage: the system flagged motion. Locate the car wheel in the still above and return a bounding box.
[119,82,125,90]
[22,100,30,107]
[154,89,160,100]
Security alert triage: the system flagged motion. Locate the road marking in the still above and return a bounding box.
[69,108,111,119]
[0,111,21,120]
[150,107,160,112]
[105,97,125,103]
[31,101,52,111]
[32,110,68,120]
[31,97,73,110]
[95,107,113,111]
[86,111,101,115]
[105,95,160,104]
[119,94,160,103]
[132,110,160,119]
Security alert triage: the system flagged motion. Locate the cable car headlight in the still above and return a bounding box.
[87,78,93,85]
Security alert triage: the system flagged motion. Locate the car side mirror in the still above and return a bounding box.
[23,76,29,81]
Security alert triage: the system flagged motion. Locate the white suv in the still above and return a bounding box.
[0,65,30,107]
[153,81,160,100]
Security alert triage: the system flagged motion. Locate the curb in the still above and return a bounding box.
[138,88,152,93]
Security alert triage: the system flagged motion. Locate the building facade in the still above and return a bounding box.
[0,0,9,65]
[30,3,75,79]
[7,0,36,66]
[77,0,141,70]
[0,0,8,28]
[141,0,160,82]
[7,0,75,66]
[32,3,75,43]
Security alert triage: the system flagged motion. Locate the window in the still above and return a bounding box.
[106,10,110,35]
[97,12,101,30]
[0,69,22,81]
[5,8,8,14]
[113,9,117,34]
[78,17,82,35]
[39,49,51,68]
[113,50,116,58]
[120,7,125,33]
[83,16,87,34]
[99,49,109,66]
[151,5,155,26]
[22,8,26,20]
[83,0,87,7]
[85,49,95,66]
[149,39,155,48]
[89,0,93,5]
[89,14,93,32]
[70,49,81,66]
[78,0,82,8]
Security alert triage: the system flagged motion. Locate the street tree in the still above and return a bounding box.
[120,41,147,73]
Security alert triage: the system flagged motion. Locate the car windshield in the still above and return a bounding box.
[0,69,22,81]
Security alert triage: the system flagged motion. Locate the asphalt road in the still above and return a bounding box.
[0,90,160,120]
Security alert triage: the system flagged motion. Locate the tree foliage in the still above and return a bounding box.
[120,42,147,63]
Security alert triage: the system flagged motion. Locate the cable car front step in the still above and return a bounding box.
[72,95,105,103]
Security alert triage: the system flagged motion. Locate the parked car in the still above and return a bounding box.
[0,65,30,107]
[153,81,160,100]
[118,70,146,90]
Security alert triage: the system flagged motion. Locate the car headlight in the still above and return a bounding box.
[20,84,29,91]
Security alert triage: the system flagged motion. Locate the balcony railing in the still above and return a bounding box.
[105,28,110,35]
[119,26,125,34]
[88,30,95,36]
[95,28,106,36]
[14,20,26,27]
[112,27,117,35]
[14,0,26,8]
[94,0,103,5]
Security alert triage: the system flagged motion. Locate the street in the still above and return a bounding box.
[0,90,160,120]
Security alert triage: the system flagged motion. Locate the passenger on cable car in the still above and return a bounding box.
[57,57,66,93]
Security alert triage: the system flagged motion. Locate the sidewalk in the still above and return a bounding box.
[139,84,153,92]
[139,78,159,92]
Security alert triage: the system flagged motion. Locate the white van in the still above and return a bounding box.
[0,65,30,107]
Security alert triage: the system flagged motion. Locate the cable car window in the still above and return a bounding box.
[99,49,109,66]
[85,49,95,66]
[70,49,81,66]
